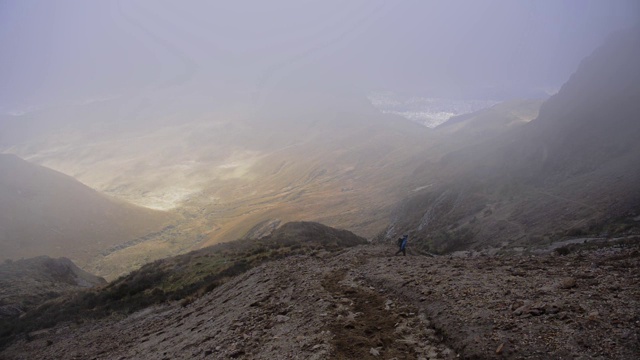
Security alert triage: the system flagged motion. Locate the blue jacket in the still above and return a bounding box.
[400,235,408,250]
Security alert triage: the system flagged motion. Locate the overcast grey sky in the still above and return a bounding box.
[1,0,638,108]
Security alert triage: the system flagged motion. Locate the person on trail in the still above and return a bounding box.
[395,234,408,256]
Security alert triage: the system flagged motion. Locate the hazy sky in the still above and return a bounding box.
[1,0,639,108]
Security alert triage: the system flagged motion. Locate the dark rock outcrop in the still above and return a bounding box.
[0,256,106,319]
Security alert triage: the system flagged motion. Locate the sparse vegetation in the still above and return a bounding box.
[0,222,365,349]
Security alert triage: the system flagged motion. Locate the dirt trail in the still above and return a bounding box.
[2,242,639,359]
[321,265,454,359]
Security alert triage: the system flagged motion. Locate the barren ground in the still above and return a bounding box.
[2,241,639,359]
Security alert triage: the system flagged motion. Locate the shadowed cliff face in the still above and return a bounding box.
[525,28,640,176]
[389,27,640,252]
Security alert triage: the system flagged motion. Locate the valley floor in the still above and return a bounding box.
[2,242,639,359]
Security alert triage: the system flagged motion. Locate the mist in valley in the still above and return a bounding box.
[1,0,639,275]
[2,1,640,358]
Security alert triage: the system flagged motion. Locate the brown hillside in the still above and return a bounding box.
[0,154,178,270]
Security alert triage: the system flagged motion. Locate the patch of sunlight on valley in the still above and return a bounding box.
[5,121,267,211]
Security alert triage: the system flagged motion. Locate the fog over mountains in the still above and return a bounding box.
[390,26,640,252]
[2,0,637,107]
[368,93,503,128]
[0,0,638,275]
[1,1,640,358]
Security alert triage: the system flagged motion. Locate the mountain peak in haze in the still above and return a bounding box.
[522,26,640,177]
[389,26,640,251]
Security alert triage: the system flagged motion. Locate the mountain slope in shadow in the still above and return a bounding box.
[390,27,640,252]
[0,256,106,319]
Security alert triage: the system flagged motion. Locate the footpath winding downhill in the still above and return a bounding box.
[3,242,639,359]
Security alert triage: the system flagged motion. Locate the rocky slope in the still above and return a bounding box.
[0,222,367,345]
[389,27,640,251]
[0,256,105,319]
[2,236,638,359]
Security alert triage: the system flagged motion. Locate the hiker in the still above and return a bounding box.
[395,234,408,256]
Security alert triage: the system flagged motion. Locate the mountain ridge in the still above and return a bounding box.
[386,26,640,252]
